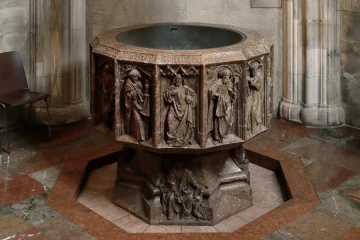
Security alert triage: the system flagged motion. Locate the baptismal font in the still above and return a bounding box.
[90,23,273,225]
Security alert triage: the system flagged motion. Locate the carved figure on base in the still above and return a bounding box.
[158,162,210,220]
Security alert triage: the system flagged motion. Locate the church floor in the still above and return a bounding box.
[0,119,360,240]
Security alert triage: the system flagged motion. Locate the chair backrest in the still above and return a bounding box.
[0,51,28,95]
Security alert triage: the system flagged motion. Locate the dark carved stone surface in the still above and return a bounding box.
[245,58,267,139]
[113,64,153,144]
[158,163,210,220]
[164,74,197,147]
[93,57,115,134]
[207,66,240,144]
[113,145,251,225]
[230,145,250,182]
[91,23,273,149]
[124,69,150,142]
[89,23,274,226]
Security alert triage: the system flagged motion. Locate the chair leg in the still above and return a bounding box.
[27,103,33,123]
[44,98,51,139]
[0,103,10,154]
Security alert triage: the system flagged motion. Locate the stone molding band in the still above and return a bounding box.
[280,98,344,126]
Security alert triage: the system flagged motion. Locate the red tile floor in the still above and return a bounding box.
[0,119,360,239]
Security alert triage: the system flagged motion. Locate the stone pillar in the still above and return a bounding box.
[280,0,344,126]
[280,0,304,123]
[341,1,360,128]
[29,0,89,125]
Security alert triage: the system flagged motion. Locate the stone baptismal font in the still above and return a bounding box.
[90,23,273,225]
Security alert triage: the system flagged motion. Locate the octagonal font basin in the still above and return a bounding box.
[115,24,246,50]
[91,23,273,153]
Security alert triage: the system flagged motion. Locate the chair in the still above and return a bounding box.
[0,51,51,153]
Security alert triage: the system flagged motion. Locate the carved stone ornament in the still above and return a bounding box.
[91,23,273,150]
[114,145,251,225]
[245,59,266,138]
[89,23,274,226]
[230,145,250,182]
[123,68,151,143]
[164,74,197,147]
[207,66,240,144]
[95,61,115,134]
[158,163,211,220]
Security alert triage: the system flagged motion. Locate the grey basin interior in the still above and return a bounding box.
[116,25,246,50]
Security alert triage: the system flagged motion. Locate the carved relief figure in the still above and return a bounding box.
[158,163,210,220]
[124,69,150,142]
[246,60,264,137]
[96,62,115,133]
[230,146,250,183]
[164,74,197,147]
[208,68,237,143]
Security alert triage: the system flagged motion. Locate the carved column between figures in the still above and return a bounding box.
[280,0,344,126]
[29,0,89,125]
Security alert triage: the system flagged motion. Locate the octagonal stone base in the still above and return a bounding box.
[113,146,252,225]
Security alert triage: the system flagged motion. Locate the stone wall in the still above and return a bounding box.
[0,0,30,126]
[87,0,283,115]
[0,0,29,73]
[30,0,89,125]
[341,1,360,127]
[3,1,359,128]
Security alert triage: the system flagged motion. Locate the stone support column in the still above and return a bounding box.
[280,0,344,126]
[280,0,304,122]
[29,0,89,125]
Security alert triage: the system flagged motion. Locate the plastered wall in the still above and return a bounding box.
[341,1,360,128]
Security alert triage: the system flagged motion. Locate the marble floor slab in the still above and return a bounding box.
[0,173,45,206]
[315,174,360,225]
[29,164,64,189]
[283,138,340,161]
[1,119,360,239]
[305,160,356,194]
[261,229,302,240]
[281,210,353,240]
[309,127,359,147]
[18,216,97,240]
[0,213,32,239]
[10,193,60,226]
